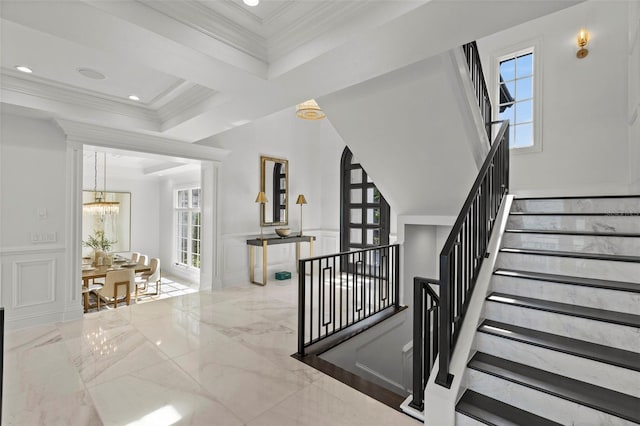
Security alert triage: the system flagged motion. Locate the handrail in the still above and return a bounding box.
[297,244,400,356]
[410,277,440,411]
[462,41,492,141]
[435,120,509,387]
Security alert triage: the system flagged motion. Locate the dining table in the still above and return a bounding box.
[81,260,151,312]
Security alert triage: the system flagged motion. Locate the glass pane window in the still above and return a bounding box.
[341,147,390,253]
[175,187,202,269]
[499,51,535,149]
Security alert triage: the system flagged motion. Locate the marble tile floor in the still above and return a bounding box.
[4,278,418,425]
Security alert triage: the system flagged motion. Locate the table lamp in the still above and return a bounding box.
[296,194,307,237]
[255,191,268,239]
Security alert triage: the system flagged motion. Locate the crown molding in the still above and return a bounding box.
[138,0,267,62]
[157,84,217,123]
[268,2,368,60]
[1,70,160,124]
[57,119,230,162]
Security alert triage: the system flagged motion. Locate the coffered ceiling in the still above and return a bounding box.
[0,0,582,143]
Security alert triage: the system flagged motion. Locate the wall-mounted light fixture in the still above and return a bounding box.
[577,29,589,59]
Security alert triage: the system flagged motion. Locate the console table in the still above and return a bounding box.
[246,235,315,285]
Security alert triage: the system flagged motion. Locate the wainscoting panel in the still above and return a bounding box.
[12,258,56,308]
[0,245,76,329]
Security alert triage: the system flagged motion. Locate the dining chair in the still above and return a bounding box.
[94,269,135,309]
[131,252,140,262]
[137,254,148,266]
[134,258,161,301]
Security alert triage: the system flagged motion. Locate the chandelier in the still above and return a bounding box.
[83,152,119,216]
[296,99,326,120]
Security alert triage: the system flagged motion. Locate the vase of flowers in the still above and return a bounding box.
[83,230,116,266]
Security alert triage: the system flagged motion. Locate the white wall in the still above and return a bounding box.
[629,0,640,193]
[0,113,80,328]
[479,1,631,196]
[200,107,347,286]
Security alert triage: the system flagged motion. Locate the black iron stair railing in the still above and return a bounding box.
[297,244,400,356]
[462,41,493,141]
[410,120,509,409]
[410,277,440,411]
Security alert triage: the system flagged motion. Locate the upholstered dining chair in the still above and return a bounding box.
[134,257,161,301]
[137,254,148,266]
[94,268,135,309]
[130,252,140,262]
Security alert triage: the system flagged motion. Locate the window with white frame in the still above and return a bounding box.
[175,187,201,269]
[495,44,540,151]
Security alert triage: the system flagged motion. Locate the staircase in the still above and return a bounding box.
[456,196,640,425]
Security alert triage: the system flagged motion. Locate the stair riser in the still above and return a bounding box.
[496,252,640,283]
[506,215,640,234]
[475,333,640,398]
[455,412,488,426]
[484,302,640,352]
[512,198,640,214]
[465,369,638,426]
[490,275,640,315]
[502,233,640,257]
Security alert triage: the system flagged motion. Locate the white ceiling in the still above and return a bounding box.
[1,0,583,148]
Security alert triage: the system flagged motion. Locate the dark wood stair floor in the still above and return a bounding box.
[468,352,640,424]
[456,389,562,426]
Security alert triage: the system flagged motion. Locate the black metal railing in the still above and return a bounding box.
[297,244,400,356]
[435,120,509,388]
[462,41,492,141]
[410,277,440,411]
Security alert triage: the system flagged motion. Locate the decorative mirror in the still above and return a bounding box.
[82,191,131,253]
[260,155,288,226]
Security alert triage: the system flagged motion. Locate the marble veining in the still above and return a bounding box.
[484,302,640,352]
[512,198,640,214]
[490,275,640,315]
[466,369,637,426]
[507,215,640,233]
[502,233,640,256]
[496,252,640,283]
[475,332,640,397]
[3,278,416,425]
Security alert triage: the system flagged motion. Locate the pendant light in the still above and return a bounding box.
[83,152,119,216]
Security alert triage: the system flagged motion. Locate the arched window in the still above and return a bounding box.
[340,147,390,252]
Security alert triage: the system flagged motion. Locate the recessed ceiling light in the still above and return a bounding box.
[15,65,33,73]
[128,95,140,101]
[77,68,106,80]
[243,0,259,6]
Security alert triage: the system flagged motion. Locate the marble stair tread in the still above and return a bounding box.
[504,229,640,238]
[499,247,640,263]
[468,352,640,424]
[478,319,640,372]
[511,197,640,214]
[493,269,640,294]
[456,389,561,426]
[487,292,640,328]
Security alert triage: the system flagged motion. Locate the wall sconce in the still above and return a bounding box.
[577,29,589,59]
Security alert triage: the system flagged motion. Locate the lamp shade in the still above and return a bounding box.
[296,194,307,205]
[255,191,268,203]
[296,100,326,120]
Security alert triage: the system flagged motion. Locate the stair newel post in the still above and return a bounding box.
[394,244,400,309]
[436,254,454,388]
[411,277,425,410]
[297,260,306,356]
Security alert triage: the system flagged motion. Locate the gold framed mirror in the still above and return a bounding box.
[260,155,288,226]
